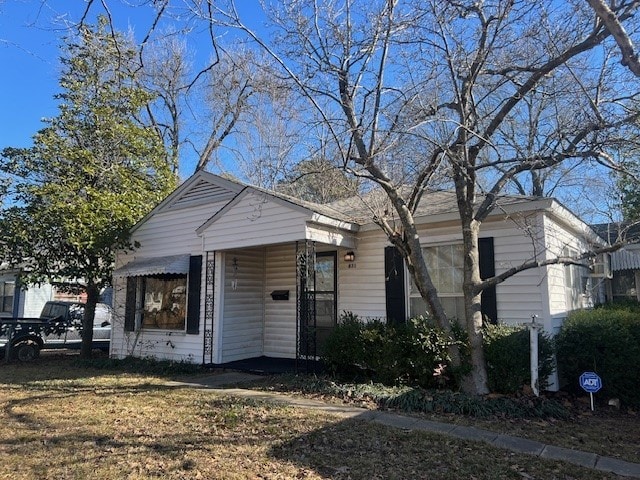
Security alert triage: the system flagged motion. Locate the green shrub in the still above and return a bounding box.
[483,323,555,394]
[260,374,570,419]
[322,312,463,389]
[320,311,365,375]
[555,307,640,406]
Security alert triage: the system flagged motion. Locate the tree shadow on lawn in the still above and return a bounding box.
[0,350,209,385]
[268,415,621,480]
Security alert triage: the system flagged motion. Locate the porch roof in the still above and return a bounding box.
[113,254,191,277]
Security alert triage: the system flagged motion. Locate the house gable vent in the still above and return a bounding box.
[166,179,238,211]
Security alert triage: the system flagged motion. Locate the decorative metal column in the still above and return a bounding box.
[296,240,317,372]
[202,251,216,365]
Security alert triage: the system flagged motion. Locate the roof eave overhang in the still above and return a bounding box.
[357,198,556,232]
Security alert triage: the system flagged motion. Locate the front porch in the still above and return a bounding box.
[213,355,325,374]
[200,241,353,368]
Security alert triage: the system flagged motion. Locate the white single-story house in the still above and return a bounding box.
[110,171,606,375]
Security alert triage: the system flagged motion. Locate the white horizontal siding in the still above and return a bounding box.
[338,230,388,319]
[111,193,230,361]
[542,213,595,321]
[110,261,207,363]
[489,215,546,327]
[202,192,310,251]
[263,244,298,358]
[338,217,551,326]
[128,202,228,258]
[221,248,265,363]
[21,284,54,318]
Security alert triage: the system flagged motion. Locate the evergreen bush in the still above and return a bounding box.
[555,304,640,406]
[322,312,462,389]
[483,323,555,393]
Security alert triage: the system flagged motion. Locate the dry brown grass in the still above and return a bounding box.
[250,375,640,465]
[0,354,625,479]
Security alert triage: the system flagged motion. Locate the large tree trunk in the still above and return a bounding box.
[80,282,99,359]
[461,221,490,395]
[403,230,462,369]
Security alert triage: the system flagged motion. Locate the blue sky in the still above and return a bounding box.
[1,2,158,145]
[0,1,264,177]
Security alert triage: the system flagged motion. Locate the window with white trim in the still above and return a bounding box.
[563,247,591,311]
[409,244,465,321]
[0,281,15,314]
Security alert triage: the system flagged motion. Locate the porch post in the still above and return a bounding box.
[202,250,216,365]
[296,240,316,372]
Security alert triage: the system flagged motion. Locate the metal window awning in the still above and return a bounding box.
[611,249,640,271]
[113,254,190,277]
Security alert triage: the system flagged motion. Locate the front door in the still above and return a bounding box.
[299,251,337,357]
[313,252,337,353]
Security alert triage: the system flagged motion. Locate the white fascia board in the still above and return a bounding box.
[545,201,606,246]
[305,225,358,249]
[309,213,360,232]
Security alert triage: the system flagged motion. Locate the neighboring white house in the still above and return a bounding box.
[0,268,54,320]
[110,171,606,380]
[0,267,113,321]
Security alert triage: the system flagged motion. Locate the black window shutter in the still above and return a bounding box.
[124,277,137,332]
[385,246,406,324]
[478,237,498,324]
[186,255,203,334]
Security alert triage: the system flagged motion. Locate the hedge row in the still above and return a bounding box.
[322,312,554,393]
[323,302,640,405]
[555,301,640,406]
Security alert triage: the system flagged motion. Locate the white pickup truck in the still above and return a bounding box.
[0,301,112,361]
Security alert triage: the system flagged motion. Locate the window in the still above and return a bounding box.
[563,247,591,310]
[612,270,637,300]
[0,281,15,314]
[409,244,465,321]
[139,275,188,330]
[123,255,202,334]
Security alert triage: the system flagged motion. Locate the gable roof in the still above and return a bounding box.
[195,185,360,235]
[136,170,594,240]
[130,171,243,234]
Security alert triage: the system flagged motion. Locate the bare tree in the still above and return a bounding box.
[587,0,640,77]
[200,0,640,394]
[138,33,192,174]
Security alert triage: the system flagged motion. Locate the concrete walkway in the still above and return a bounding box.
[167,372,640,479]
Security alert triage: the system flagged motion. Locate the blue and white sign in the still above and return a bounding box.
[579,371,602,393]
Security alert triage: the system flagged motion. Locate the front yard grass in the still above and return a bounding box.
[0,354,632,479]
[251,374,640,465]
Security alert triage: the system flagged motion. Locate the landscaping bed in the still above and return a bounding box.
[250,374,640,465]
